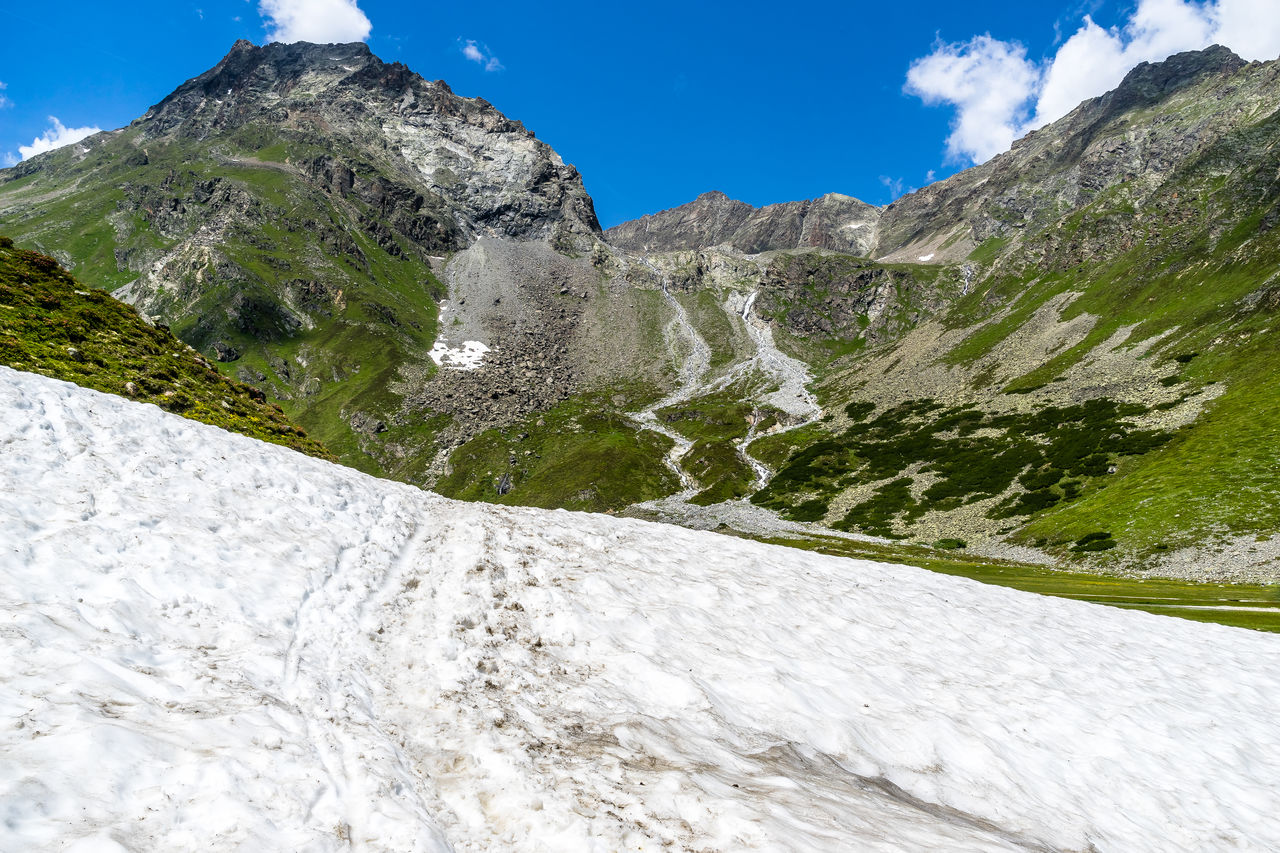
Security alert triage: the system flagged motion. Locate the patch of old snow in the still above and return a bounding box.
[918,253,935,262]
[429,339,489,370]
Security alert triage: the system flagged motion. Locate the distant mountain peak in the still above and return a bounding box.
[607,191,879,256]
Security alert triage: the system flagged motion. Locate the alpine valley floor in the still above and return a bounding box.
[2,366,1278,852]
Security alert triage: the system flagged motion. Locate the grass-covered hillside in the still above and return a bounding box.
[0,119,443,478]
[749,49,1280,573]
[0,237,330,459]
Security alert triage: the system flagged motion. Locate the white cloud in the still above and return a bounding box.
[879,175,905,199]
[460,39,504,72]
[259,0,371,44]
[3,152,17,168]
[1211,0,1280,61]
[18,117,102,161]
[905,35,1040,164]
[0,81,10,110]
[908,0,1280,164]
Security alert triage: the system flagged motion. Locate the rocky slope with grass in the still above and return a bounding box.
[601,45,1280,579]
[729,46,1280,577]
[0,40,673,500]
[4,41,1280,577]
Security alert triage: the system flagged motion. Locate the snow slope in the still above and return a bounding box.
[2,365,1278,852]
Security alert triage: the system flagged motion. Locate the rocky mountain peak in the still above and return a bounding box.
[1062,44,1251,142]
[1107,44,1246,110]
[607,190,880,256]
[156,40,374,109]
[873,44,1265,263]
[133,40,600,244]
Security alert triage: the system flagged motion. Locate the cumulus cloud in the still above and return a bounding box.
[18,117,102,161]
[460,39,503,72]
[259,0,371,44]
[906,35,1040,164]
[908,0,1280,164]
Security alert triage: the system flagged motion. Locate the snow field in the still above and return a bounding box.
[1,366,1278,851]
[428,340,490,370]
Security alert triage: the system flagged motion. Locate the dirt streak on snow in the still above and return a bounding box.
[2,366,1279,852]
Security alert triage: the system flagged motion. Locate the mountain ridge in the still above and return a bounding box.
[4,41,1280,576]
[605,189,880,255]
[0,38,634,488]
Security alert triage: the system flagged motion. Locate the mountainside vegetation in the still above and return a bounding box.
[4,40,1280,580]
[763,46,1280,574]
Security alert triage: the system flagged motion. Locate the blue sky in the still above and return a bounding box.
[1,1,1277,227]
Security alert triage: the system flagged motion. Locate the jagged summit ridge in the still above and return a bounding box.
[136,39,600,244]
[1103,44,1247,115]
[606,189,880,256]
[609,46,1258,267]
[871,44,1263,263]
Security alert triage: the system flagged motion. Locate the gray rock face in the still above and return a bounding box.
[607,191,880,256]
[605,191,754,254]
[141,40,601,246]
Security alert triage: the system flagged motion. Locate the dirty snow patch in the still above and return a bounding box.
[429,339,489,370]
[3,368,1280,851]
[918,253,935,262]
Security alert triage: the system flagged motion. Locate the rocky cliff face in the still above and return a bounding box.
[141,40,600,245]
[607,191,880,256]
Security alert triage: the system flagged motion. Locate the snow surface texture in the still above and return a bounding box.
[2,366,1279,852]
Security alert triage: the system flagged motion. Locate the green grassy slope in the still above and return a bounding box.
[739,531,1280,633]
[749,76,1280,569]
[0,130,446,477]
[434,393,680,513]
[0,237,330,459]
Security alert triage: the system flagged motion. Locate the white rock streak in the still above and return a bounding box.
[2,366,1278,851]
